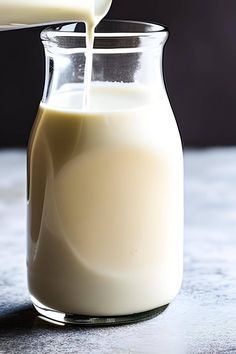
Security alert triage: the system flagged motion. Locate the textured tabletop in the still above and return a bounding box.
[0,149,236,354]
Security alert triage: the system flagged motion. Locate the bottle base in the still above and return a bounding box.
[31,296,169,326]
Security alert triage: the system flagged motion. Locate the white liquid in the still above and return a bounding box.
[83,28,94,110]
[28,83,183,316]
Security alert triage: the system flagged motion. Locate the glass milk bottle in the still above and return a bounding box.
[27,20,183,325]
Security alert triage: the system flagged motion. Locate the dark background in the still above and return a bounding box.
[0,0,236,147]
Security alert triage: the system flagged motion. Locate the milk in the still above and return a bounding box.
[27,83,183,316]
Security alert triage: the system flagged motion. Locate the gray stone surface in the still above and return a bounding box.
[0,148,236,354]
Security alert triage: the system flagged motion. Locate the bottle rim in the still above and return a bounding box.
[41,19,168,39]
[41,19,168,53]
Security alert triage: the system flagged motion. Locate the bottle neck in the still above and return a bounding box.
[41,22,168,105]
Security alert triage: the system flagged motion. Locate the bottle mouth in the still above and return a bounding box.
[41,20,168,53]
[41,20,168,39]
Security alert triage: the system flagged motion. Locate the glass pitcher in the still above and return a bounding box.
[27,20,183,325]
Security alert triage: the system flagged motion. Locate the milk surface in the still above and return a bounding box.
[27,83,183,316]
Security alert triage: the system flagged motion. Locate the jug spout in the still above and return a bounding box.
[0,0,112,31]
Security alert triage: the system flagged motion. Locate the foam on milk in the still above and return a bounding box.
[28,83,183,316]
